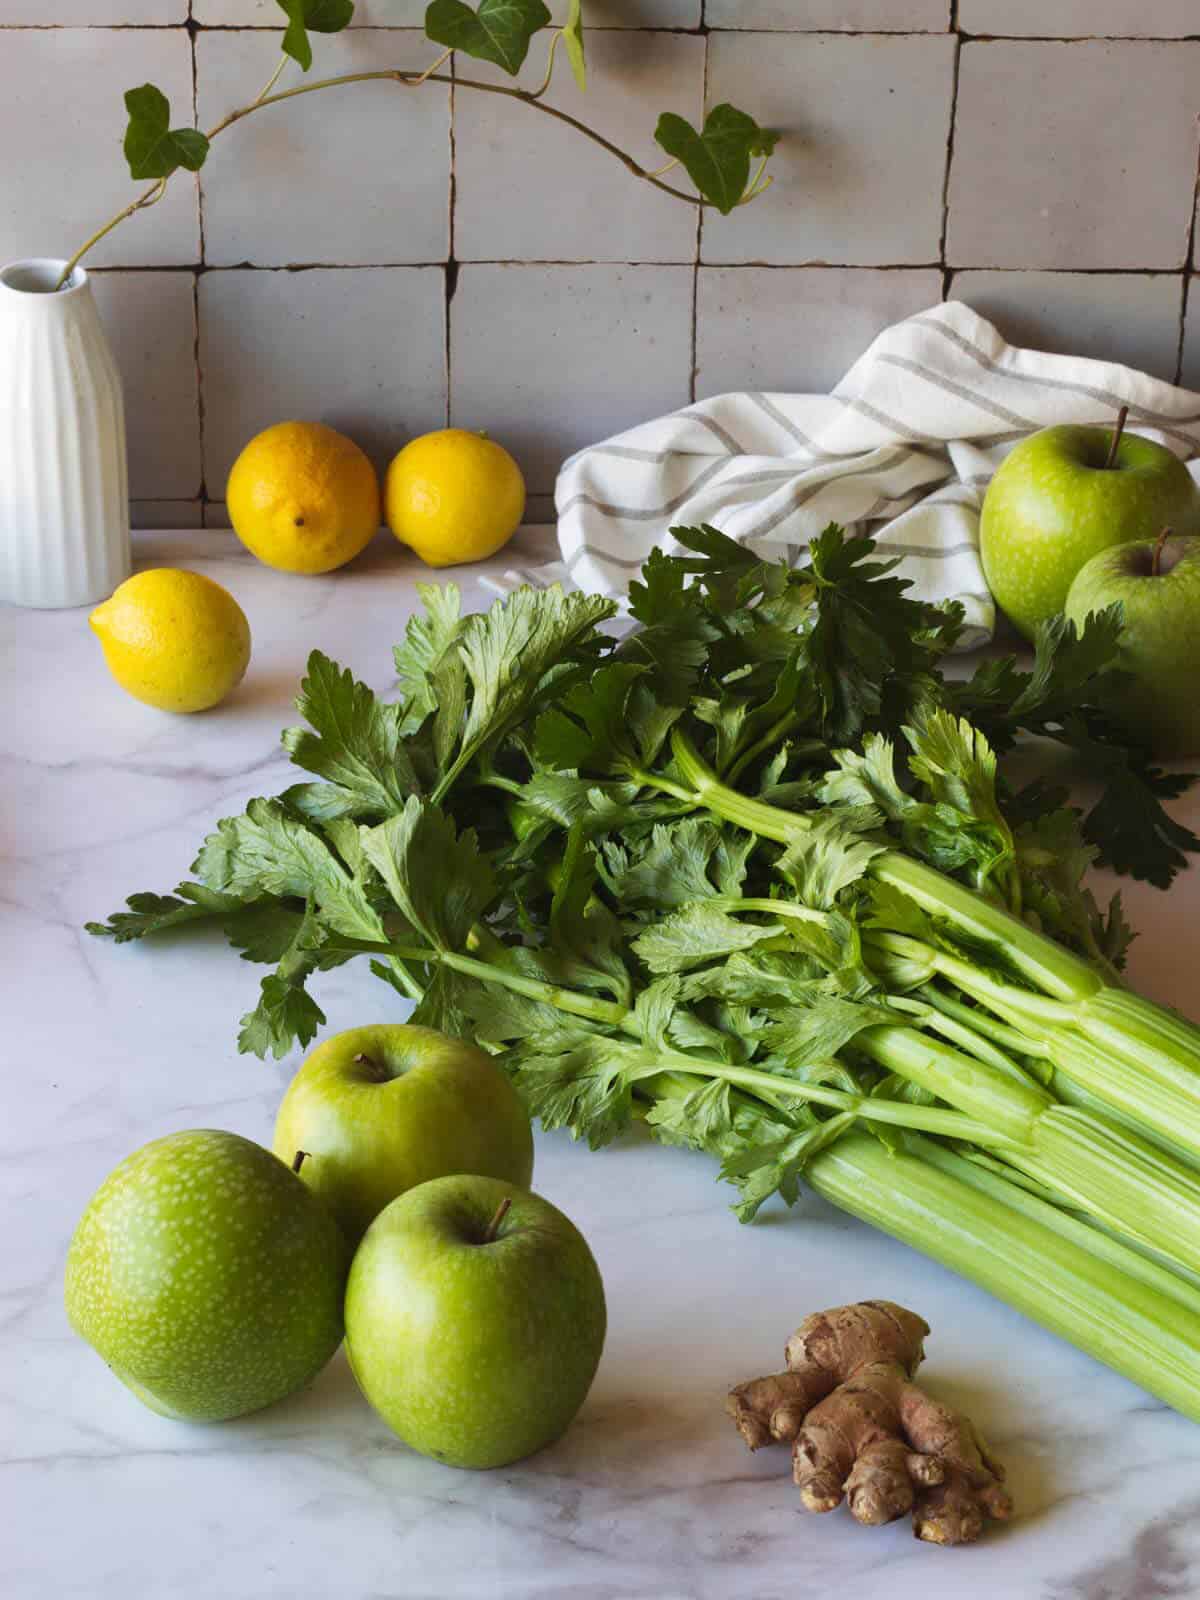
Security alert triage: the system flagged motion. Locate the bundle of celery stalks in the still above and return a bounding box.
[93,526,1200,1418]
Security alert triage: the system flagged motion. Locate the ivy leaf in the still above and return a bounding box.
[123,85,209,180]
[653,103,779,215]
[277,0,355,73]
[562,0,586,90]
[425,0,552,74]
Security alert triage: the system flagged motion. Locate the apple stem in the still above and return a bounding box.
[483,1195,512,1243]
[1104,404,1129,470]
[292,1150,309,1174]
[1153,527,1172,578]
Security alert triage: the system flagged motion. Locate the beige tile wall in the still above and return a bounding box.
[1,3,1198,526]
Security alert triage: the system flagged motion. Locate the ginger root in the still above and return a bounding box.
[727,1300,1013,1546]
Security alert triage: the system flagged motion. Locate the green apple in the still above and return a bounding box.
[1066,532,1200,757]
[345,1175,606,1469]
[65,1129,348,1421]
[272,1024,534,1244]
[980,418,1200,639]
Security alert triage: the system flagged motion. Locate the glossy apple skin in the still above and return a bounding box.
[64,1130,348,1421]
[980,425,1200,639]
[345,1175,606,1469]
[272,1024,534,1244]
[1066,534,1200,758]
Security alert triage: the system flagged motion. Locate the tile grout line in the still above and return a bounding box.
[445,54,457,431]
[8,24,1199,40]
[689,15,710,405]
[1173,137,1200,386]
[188,1,211,521]
[939,8,962,300]
[90,261,1193,276]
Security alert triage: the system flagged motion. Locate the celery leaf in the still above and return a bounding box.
[282,651,417,817]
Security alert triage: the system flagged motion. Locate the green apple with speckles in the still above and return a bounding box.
[980,421,1200,639]
[272,1024,534,1245]
[65,1129,349,1421]
[1066,532,1200,758]
[345,1174,606,1469]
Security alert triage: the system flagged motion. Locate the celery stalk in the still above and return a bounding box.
[904,1136,1200,1317]
[807,1133,1200,1423]
[670,728,1103,1002]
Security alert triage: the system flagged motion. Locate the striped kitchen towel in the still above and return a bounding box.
[489,299,1200,647]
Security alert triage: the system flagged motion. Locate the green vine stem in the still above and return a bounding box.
[57,53,717,290]
[57,177,167,289]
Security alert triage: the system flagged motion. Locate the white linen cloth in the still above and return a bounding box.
[489,300,1200,647]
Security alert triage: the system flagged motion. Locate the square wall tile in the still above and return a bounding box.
[947,42,1200,270]
[1181,283,1200,391]
[450,264,692,494]
[195,1,426,19]
[91,272,203,499]
[950,272,1185,384]
[198,267,446,490]
[455,32,704,264]
[547,1,701,22]
[960,1,1200,37]
[342,0,427,19]
[707,2,949,28]
[196,1,700,23]
[0,30,198,267]
[196,31,449,267]
[0,2,185,16]
[131,502,204,529]
[702,34,955,266]
[695,267,943,398]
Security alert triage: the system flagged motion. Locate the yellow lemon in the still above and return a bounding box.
[385,428,525,568]
[90,569,251,714]
[226,421,381,575]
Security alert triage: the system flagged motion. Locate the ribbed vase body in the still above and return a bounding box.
[0,258,130,609]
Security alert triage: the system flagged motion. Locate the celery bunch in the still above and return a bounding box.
[92,526,1200,1418]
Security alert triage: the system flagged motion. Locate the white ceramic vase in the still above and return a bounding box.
[0,258,131,609]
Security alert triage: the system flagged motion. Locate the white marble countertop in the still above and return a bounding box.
[5,527,1200,1600]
